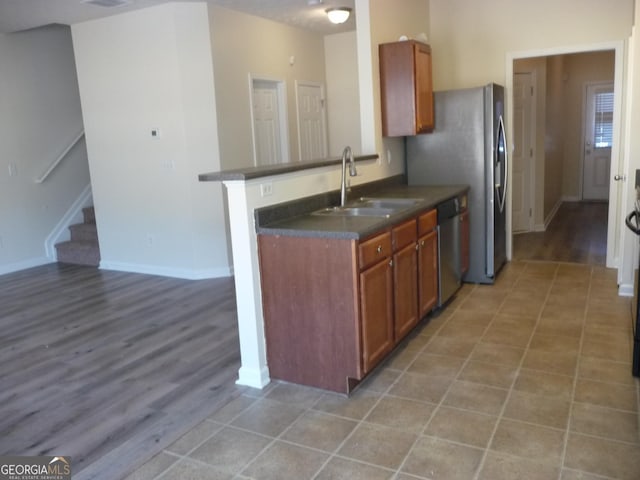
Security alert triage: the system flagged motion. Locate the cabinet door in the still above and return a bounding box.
[460,210,470,277]
[414,42,434,133]
[393,242,419,342]
[418,230,438,317]
[360,258,394,373]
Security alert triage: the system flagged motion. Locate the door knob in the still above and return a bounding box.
[614,174,626,181]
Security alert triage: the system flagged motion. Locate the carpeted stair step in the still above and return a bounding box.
[69,223,98,242]
[56,240,100,267]
[83,206,96,224]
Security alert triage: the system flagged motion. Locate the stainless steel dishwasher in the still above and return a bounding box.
[437,195,466,306]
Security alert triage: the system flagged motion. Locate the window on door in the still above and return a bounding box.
[594,91,614,148]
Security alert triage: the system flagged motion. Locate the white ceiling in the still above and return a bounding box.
[0,0,356,35]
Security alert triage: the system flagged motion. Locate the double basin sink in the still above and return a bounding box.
[312,197,423,218]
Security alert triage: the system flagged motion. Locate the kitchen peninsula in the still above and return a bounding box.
[200,157,468,393]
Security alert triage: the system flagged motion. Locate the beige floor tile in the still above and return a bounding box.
[159,458,231,480]
[165,420,222,455]
[265,381,324,409]
[535,316,584,337]
[458,295,504,314]
[383,345,423,370]
[529,332,581,353]
[358,367,402,393]
[581,339,631,363]
[280,410,357,452]
[457,360,518,389]
[338,423,417,470]
[574,378,638,412]
[503,390,571,429]
[401,436,484,479]
[578,356,635,385]
[436,320,488,340]
[522,261,559,278]
[312,388,380,420]
[442,380,508,415]
[512,276,553,295]
[425,406,497,448]
[478,451,560,480]
[583,323,633,344]
[314,457,394,480]
[560,468,610,480]
[498,297,544,318]
[565,432,640,480]
[490,313,537,332]
[541,303,585,321]
[446,309,495,326]
[546,291,589,308]
[189,427,271,474]
[469,342,525,367]
[482,324,532,347]
[230,398,304,437]
[490,419,565,466]
[407,352,466,378]
[364,395,435,433]
[207,394,257,424]
[513,369,574,398]
[424,336,477,358]
[388,372,453,404]
[522,349,578,376]
[241,441,329,480]
[570,402,640,443]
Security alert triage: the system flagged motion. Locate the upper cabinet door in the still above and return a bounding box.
[379,40,434,137]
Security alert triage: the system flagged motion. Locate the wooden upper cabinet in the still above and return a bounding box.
[379,40,434,137]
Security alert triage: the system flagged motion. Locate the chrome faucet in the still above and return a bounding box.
[340,146,358,207]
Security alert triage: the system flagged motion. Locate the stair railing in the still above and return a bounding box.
[35,130,85,184]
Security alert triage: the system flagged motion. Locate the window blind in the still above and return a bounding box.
[594,91,614,148]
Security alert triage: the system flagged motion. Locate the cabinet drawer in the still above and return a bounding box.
[418,209,437,236]
[359,232,392,270]
[392,219,417,251]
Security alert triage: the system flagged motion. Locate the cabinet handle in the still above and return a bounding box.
[389,259,393,267]
[420,240,425,247]
[377,245,383,254]
[415,243,420,251]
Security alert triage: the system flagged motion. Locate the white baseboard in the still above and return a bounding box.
[0,257,53,276]
[236,366,271,389]
[99,260,232,280]
[618,283,634,297]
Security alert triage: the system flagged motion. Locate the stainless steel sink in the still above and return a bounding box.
[312,206,395,217]
[356,197,423,209]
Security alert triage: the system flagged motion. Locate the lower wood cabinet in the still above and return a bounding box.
[257,208,440,394]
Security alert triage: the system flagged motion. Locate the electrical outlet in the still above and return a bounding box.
[7,163,17,177]
[260,182,273,197]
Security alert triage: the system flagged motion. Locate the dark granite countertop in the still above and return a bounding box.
[256,183,470,240]
[198,154,379,182]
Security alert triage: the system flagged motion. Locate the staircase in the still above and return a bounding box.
[55,206,101,267]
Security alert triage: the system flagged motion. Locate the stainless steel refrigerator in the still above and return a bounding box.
[406,83,508,284]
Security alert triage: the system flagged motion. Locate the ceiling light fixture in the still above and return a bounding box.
[325,7,351,24]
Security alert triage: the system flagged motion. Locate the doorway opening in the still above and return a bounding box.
[508,46,622,268]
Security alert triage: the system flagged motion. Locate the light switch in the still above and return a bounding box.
[151,128,161,138]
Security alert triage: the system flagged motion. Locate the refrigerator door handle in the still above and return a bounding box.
[495,115,508,213]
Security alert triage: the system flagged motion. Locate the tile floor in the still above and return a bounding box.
[126,261,640,480]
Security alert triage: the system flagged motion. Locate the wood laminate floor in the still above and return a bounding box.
[0,263,243,480]
[513,202,608,265]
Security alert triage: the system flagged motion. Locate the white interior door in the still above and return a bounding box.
[512,72,534,232]
[252,79,287,166]
[296,82,327,162]
[583,83,613,200]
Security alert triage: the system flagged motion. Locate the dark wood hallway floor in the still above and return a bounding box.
[0,263,243,480]
[513,202,608,265]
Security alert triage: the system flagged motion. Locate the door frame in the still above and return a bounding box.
[248,74,290,166]
[512,71,537,233]
[506,41,625,271]
[580,80,615,200]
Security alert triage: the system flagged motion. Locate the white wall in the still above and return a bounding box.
[0,25,89,274]
[208,5,328,169]
[72,2,230,279]
[325,31,362,157]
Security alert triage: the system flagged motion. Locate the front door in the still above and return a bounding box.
[583,83,613,200]
[252,79,287,166]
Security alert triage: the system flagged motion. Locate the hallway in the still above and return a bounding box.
[513,202,608,265]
